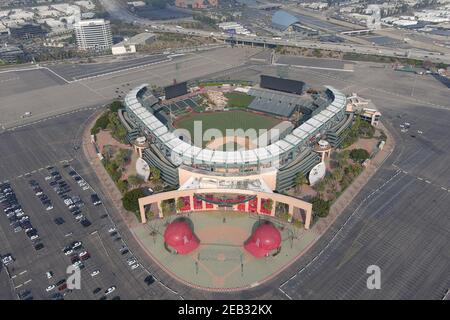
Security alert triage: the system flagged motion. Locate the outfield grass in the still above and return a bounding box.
[224,92,255,109]
[174,110,281,147]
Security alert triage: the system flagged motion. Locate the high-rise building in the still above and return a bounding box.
[74,19,113,51]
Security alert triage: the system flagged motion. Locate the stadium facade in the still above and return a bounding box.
[119,76,353,229]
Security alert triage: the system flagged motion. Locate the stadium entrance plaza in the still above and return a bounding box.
[132,211,318,290]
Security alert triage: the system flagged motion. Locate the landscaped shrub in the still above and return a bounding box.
[122,188,145,213]
[312,197,331,218]
[350,148,370,163]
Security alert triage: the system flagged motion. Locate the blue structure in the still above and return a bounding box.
[272,10,300,31]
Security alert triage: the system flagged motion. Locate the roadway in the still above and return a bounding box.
[98,0,450,64]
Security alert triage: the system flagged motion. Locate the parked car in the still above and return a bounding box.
[105,286,116,295]
[91,194,102,206]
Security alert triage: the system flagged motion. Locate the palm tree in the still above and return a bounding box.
[295,173,308,193]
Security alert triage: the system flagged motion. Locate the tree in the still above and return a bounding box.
[295,173,308,193]
[358,120,375,138]
[150,167,161,181]
[350,148,370,163]
[263,199,273,211]
[116,149,131,167]
[176,198,185,212]
[315,180,326,197]
[161,200,174,215]
[332,168,344,183]
[128,175,144,187]
[117,179,129,194]
[109,101,123,113]
[122,188,145,213]
[312,197,331,218]
[91,111,110,134]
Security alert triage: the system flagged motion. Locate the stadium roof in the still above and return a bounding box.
[272,10,300,31]
[124,84,347,167]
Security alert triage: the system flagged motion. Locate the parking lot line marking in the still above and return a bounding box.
[23,279,32,285]
[19,270,27,275]
[14,284,23,289]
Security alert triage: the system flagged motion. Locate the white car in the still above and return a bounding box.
[46,271,53,279]
[131,263,140,270]
[79,250,88,258]
[82,185,89,191]
[127,259,137,266]
[74,214,84,221]
[90,270,100,277]
[72,242,82,250]
[46,285,55,292]
[45,176,52,181]
[64,249,73,256]
[108,227,116,233]
[1,255,13,266]
[64,199,73,206]
[72,261,83,269]
[30,234,39,241]
[46,205,53,211]
[105,286,116,295]
[16,211,25,218]
[417,130,423,134]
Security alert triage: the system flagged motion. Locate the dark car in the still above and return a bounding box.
[80,219,91,228]
[51,293,63,300]
[34,243,44,251]
[91,194,102,206]
[56,279,66,286]
[19,290,32,299]
[144,275,155,285]
[93,287,102,294]
[54,217,65,225]
[71,255,80,264]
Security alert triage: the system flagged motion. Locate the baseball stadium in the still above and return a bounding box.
[116,75,353,289]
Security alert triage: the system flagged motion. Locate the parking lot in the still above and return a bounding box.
[46,54,171,82]
[0,163,169,299]
[0,109,180,300]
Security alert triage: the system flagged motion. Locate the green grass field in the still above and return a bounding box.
[174,110,281,146]
[224,92,255,109]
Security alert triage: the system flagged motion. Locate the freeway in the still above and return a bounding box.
[153,25,450,64]
[99,0,450,64]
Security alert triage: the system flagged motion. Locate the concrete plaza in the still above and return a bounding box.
[132,211,318,291]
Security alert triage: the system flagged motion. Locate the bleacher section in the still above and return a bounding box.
[247,87,332,121]
[247,87,305,118]
[260,75,305,95]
